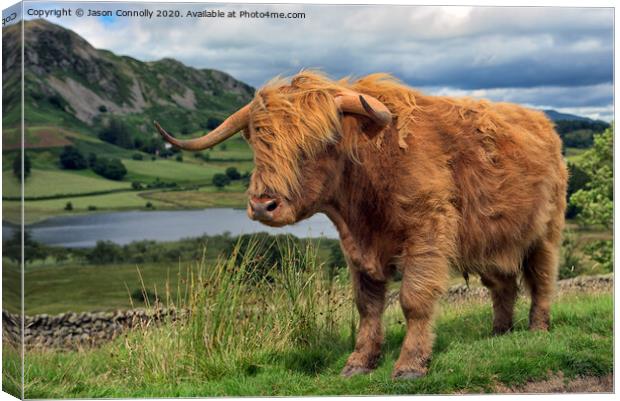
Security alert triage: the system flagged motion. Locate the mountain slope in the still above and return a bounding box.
[2,19,254,137]
[543,109,601,123]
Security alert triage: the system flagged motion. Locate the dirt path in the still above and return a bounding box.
[494,372,613,394]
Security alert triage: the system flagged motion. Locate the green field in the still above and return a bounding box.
[3,127,254,223]
[122,158,253,184]
[3,169,130,198]
[200,136,254,161]
[4,192,169,224]
[8,287,612,397]
[142,182,248,209]
[1,218,609,315]
[22,262,184,315]
[4,188,249,224]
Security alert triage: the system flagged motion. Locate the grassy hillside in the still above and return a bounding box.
[4,250,611,397]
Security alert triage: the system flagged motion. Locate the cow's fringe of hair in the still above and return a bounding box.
[248,70,424,199]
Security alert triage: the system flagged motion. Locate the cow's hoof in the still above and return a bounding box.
[528,323,549,332]
[391,368,426,380]
[492,326,512,336]
[341,365,372,378]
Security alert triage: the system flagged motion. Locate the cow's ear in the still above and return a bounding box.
[340,113,386,141]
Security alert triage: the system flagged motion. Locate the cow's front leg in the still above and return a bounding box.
[341,268,387,377]
[392,253,448,379]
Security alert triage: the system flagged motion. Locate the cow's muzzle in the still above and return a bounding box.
[248,196,281,222]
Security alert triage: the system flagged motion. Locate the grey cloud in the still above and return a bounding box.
[30,2,613,118]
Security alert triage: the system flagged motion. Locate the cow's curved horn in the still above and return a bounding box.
[154,104,251,151]
[335,92,392,127]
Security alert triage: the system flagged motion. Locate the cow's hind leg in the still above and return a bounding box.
[392,253,448,380]
[479,271,518,335]
[523,239,559,331]
[341,269,387,377]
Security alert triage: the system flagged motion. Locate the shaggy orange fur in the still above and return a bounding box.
[239,71,566,379]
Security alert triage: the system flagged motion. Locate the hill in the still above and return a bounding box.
[1,20,257,224]
[541,110,610,149]
[543,109,599,123]
[2,19,254,142]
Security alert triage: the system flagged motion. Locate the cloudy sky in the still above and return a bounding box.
[15,1,615,120]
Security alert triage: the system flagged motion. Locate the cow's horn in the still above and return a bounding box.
[155,104,251,151]
[335,92,392,127]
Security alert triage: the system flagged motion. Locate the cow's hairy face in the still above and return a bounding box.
[243,86,343,227]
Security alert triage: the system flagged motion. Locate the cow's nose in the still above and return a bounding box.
[249,198,280,220]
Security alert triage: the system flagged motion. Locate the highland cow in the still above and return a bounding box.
[156,71,568,379]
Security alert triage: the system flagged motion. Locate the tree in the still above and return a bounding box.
[3,228,46,264]
[93,157,128,180]
[59,146,87,169]
[206,117,223,130]
[86,241,123,264]
[565,162,590,218]
[225,166,241,180]
[98,119,134,149]
[48,94,65,110]
[139,138,164,155]
[12,152,31,181]
[569,125,613,271]
[212,173,231,188]
[328,241,346,269]
[88,152,98,167]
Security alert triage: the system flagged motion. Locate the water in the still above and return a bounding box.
[2,209,339,248]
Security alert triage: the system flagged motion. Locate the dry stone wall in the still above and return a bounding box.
[2,274,612,350]
[3,308,183,349]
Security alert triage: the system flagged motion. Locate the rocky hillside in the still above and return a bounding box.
[2,19,254,136]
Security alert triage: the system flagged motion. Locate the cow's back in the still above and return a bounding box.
[408,95,567,273]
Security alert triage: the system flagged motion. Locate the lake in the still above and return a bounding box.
[2,209,339,248]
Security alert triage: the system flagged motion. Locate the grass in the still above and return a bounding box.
[2,262,21,314]
[13,290,612,397]
[123,158,253,184]
[141,182,248,208]
[199,136,253,161]
[3,192,171,224]
[5,240,613,398]
[22,262,186,315]
[2,169,129,198]
[4,187,251,224]
[6,220,611,314]
[3,125,73,150]
[11,236,334,315]
[565,147,587,163]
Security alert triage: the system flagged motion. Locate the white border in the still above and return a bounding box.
[0,1,615,401]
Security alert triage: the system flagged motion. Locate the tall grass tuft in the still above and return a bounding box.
[115,235,350,381]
